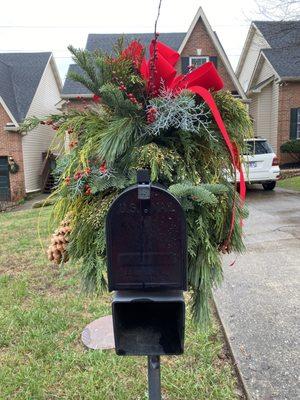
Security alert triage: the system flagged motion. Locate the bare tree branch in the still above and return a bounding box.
[254,0,300,21]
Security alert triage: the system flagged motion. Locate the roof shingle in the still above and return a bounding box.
[62,32,186,96]
[254,20,300,48]
[0,52,51,122]
[262,46,300,78]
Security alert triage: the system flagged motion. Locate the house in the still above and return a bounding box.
[0,52,62,203]
[61,7,247,105]
[237,20,300,164]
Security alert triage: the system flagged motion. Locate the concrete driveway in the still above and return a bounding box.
[214,187,300,400]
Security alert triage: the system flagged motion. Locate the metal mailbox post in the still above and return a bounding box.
[106,170,187,399]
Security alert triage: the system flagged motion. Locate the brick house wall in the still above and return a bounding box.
[0,104,25,201]
[277,82,300,164]
[177,18,236,92]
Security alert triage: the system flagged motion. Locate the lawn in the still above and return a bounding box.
[0,207,242,400]
[278,176,300,192]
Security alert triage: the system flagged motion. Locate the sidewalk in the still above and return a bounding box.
[11,193,49,212]
[214,188,300,400]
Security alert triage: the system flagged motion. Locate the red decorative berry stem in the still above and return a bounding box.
[149,0,163,97]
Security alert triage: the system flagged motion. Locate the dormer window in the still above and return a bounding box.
[189,56,209,68]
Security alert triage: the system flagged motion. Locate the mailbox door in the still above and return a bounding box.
[106,184,187,291]
[112,291,185,356]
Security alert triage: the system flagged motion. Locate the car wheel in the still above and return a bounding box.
[262,181,276,191]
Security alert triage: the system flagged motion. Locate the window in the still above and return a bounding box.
[290,108,300,140]
[297,108,300,139]
[244,140,273,155]
[189,56,209,68]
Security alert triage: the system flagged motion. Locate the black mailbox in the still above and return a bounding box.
[106,181,187,291]
[106,170,187,360]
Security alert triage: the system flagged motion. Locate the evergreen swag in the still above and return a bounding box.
[22,39,252,324]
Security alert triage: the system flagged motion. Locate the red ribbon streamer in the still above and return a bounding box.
[137,40,246,246]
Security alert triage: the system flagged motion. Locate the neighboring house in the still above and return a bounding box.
[237,20,300,164]
[0,52,62,202]
[61,7,247,105]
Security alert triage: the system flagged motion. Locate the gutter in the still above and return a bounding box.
[280,77,300,82]
[61,93,93,99]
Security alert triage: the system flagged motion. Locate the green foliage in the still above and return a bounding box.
[100,83,142,117]
[68,45,110,95]
[281,139,300,154]
[213,91,253,148]
[23,41,251,325]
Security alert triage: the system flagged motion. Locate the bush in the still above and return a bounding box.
[281,139,300,153]
[281,140,300,162]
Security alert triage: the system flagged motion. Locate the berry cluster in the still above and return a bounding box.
[112,75,140,106]
[146,107,157,124]
[40,119,61,131]
[84,184,92,195]
[93,94,101,103]
[127,92,139,105]
[99,162,107,174]
[69,140,78,149]
[148,32,160,97]
[74,171,83,181]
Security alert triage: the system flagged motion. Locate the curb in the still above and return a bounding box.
[275,187,300,195]
[213,297,252,400]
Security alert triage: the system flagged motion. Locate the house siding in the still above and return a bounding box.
[0,104,25,201]
[257,59,274,84]
[249,93,259,134]
[22,59,61,192]
[238,29,269,91]
[177,17,236,92]
[249,80,279,151]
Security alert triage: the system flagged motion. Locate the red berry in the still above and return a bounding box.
[99,162,107,174]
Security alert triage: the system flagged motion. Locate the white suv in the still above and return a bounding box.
[238,138,281,190]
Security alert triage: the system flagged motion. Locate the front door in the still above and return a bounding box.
[0,157,10,201]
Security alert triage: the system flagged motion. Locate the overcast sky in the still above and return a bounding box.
[0,0,265,82]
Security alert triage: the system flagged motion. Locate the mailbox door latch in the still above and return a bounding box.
[137,169,151,201]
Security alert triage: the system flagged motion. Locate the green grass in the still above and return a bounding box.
[278,176,300,192]
[0,208,241,400]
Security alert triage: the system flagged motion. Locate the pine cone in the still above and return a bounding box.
[48,218,71,264]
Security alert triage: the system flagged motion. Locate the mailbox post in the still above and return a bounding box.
[106,170,187,399]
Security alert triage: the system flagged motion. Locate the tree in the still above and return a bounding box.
[255,0,300,21]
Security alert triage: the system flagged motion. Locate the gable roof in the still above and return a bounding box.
[237,20,300,80]
[62,32,186,97]
[177,7,247,100]
[0,52,51,123]
[253,20,300,48]
[62,7,247,100]
[86,32,186,54]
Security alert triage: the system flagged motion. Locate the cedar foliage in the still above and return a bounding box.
[22,40,252,324]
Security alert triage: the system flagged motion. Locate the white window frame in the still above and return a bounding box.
[297,108,300,139]
[189,56,209,68]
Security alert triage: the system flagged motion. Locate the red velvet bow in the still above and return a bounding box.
[128,40,246,247]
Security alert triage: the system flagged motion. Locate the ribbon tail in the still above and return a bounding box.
[188,86,246,245]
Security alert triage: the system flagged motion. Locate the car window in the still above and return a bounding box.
[244,141,273,155]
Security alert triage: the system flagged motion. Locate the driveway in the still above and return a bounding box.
[214,187,300,400]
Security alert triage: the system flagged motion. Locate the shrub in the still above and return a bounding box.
[281,140,300,161]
